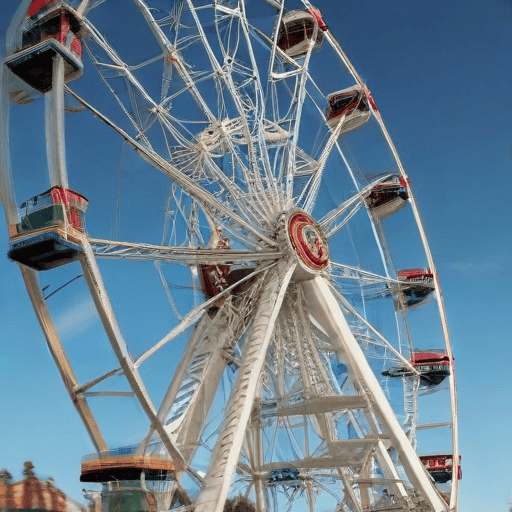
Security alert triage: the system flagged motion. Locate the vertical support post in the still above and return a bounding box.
[250,396,266,512]
[46,56,69,189]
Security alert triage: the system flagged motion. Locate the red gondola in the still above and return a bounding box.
[200,264,257,313]
[411,351,451,386]
[5,1,83,93]
[396,268,434,307]
[365,175,408,219]
[276,9,326,58]
[382,350,451,387]
[200,263,231,300]
[326,85,371,134]
[420,454,461,484]
[8,186,88,271]
[199,237,258,314]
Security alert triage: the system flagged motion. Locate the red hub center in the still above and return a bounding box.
[287,211,329,271]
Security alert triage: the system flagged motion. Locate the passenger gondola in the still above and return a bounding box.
[397,268,435,307]
[276,8,326,58]
[382,350,451,387]
[5,1,83,93]
[420,454,461,484]
[366,175,409,219]
[326,85,371,134]
[8,186,88,270]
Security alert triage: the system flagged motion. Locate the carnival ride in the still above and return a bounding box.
[1,1,459,511]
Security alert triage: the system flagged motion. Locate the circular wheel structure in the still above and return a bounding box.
[1,1,458,512]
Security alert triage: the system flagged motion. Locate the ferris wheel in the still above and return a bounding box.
[1,1,459,511]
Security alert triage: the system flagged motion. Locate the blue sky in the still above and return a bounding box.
[1,1,512,511]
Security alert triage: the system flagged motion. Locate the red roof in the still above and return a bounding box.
[411,351,450,365]
[27,0,55,17]
[397,268,433,279]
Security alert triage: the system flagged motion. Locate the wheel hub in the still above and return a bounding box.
[284,210,329,278]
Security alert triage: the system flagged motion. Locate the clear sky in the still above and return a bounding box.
[1,1,512,512]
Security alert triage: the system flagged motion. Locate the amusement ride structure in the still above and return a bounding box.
[1,1,459,511]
